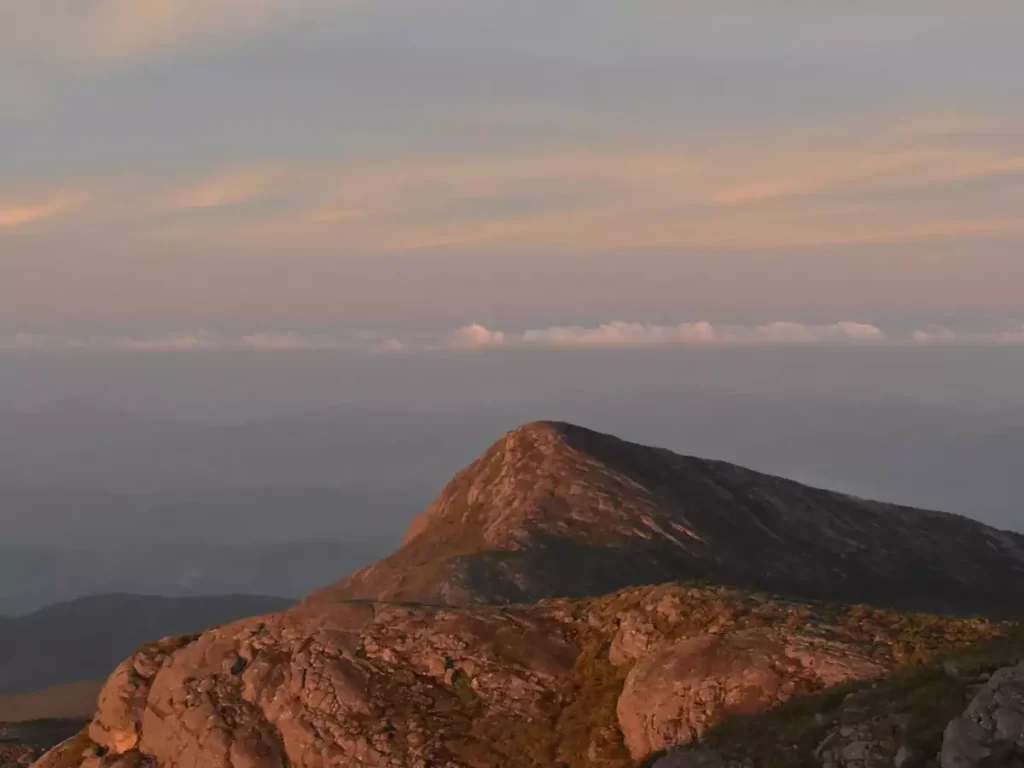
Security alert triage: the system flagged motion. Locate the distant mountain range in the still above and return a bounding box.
[0,594,291,695]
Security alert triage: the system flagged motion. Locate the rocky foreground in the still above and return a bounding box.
[650,631,1024,768]
[32,584,1011,768]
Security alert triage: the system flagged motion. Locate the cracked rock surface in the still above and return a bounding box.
[941,661,1024,768]
[32,584,1005,768]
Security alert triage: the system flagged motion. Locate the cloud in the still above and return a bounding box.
[9,108,1024,255]
[0,1,287,67]
[155,126,1024,253]
[912,324,1024,346]
[166,169,285,212]
[113,332,222,351]
[89,0,278,60]
[751,321,885,344]
[374,338,407,354]
[518,321,884,348]
[239,332,363,351]
[522,321,717,347]
[69,0,283,64]
[446,324,506,349]
[0,193,84,230]
[9,321,1024,353]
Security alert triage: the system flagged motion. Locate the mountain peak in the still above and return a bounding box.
[310,422,1024,615]
[401,420,605,544]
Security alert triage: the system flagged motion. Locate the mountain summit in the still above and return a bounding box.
[310,421,1024,615]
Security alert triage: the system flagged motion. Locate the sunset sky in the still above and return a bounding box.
[2,0,1023,346]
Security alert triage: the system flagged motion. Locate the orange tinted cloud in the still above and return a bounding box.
[0,193,84,230]
[165,168,286,211]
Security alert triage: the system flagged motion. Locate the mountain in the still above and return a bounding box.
[310,421,1024,617]
[0,594,291,695]
[0,682,102,723]
[0,491,396,616]
[30,422,1024,768]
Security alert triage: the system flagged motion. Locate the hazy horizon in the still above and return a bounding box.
[2,344,1023,614]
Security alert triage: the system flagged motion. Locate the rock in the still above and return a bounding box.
[29,579,995,768]
[940,661,1024,768]
[617,630,884,759]
[816,721,900,768]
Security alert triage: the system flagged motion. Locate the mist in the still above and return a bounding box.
[1,345,1022,614]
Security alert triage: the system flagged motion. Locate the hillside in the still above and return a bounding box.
[0,594,291,694]
[310,422,1024,617]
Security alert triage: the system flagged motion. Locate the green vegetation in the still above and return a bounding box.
[554,635,634,768]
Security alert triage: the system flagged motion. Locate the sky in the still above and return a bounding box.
[2,0,1023,342]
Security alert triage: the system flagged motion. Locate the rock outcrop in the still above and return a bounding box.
[658,630,1024,768]
[32,584,1007,768]
[311,422,1024,617]
[941,661,1024,767]
[617,630,884,759]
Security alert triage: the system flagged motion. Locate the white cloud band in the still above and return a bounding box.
[4,320,1023,352]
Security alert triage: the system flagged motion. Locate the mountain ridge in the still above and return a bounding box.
[310,421,1024,617]
[0,593,292,695]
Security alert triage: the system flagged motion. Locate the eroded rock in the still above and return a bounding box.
[31,583,1008,768]
[941,661,1024,768]
[616,629,885,759]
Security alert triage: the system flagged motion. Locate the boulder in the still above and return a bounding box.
[941,662,1024,768]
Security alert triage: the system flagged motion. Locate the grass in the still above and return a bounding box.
[554,635,634,768]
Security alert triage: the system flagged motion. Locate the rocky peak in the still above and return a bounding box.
[309,422,1024,616]
[400,421,671,550]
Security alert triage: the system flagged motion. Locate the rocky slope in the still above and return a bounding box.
[648,629,1024,767]
[31,584,1009,768]
[311,422,1024,617]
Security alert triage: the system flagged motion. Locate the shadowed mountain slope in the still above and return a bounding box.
[309,421,1024,616]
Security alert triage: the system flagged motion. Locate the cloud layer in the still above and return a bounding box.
[4,321,1024,352]
[2,1,1022,327]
